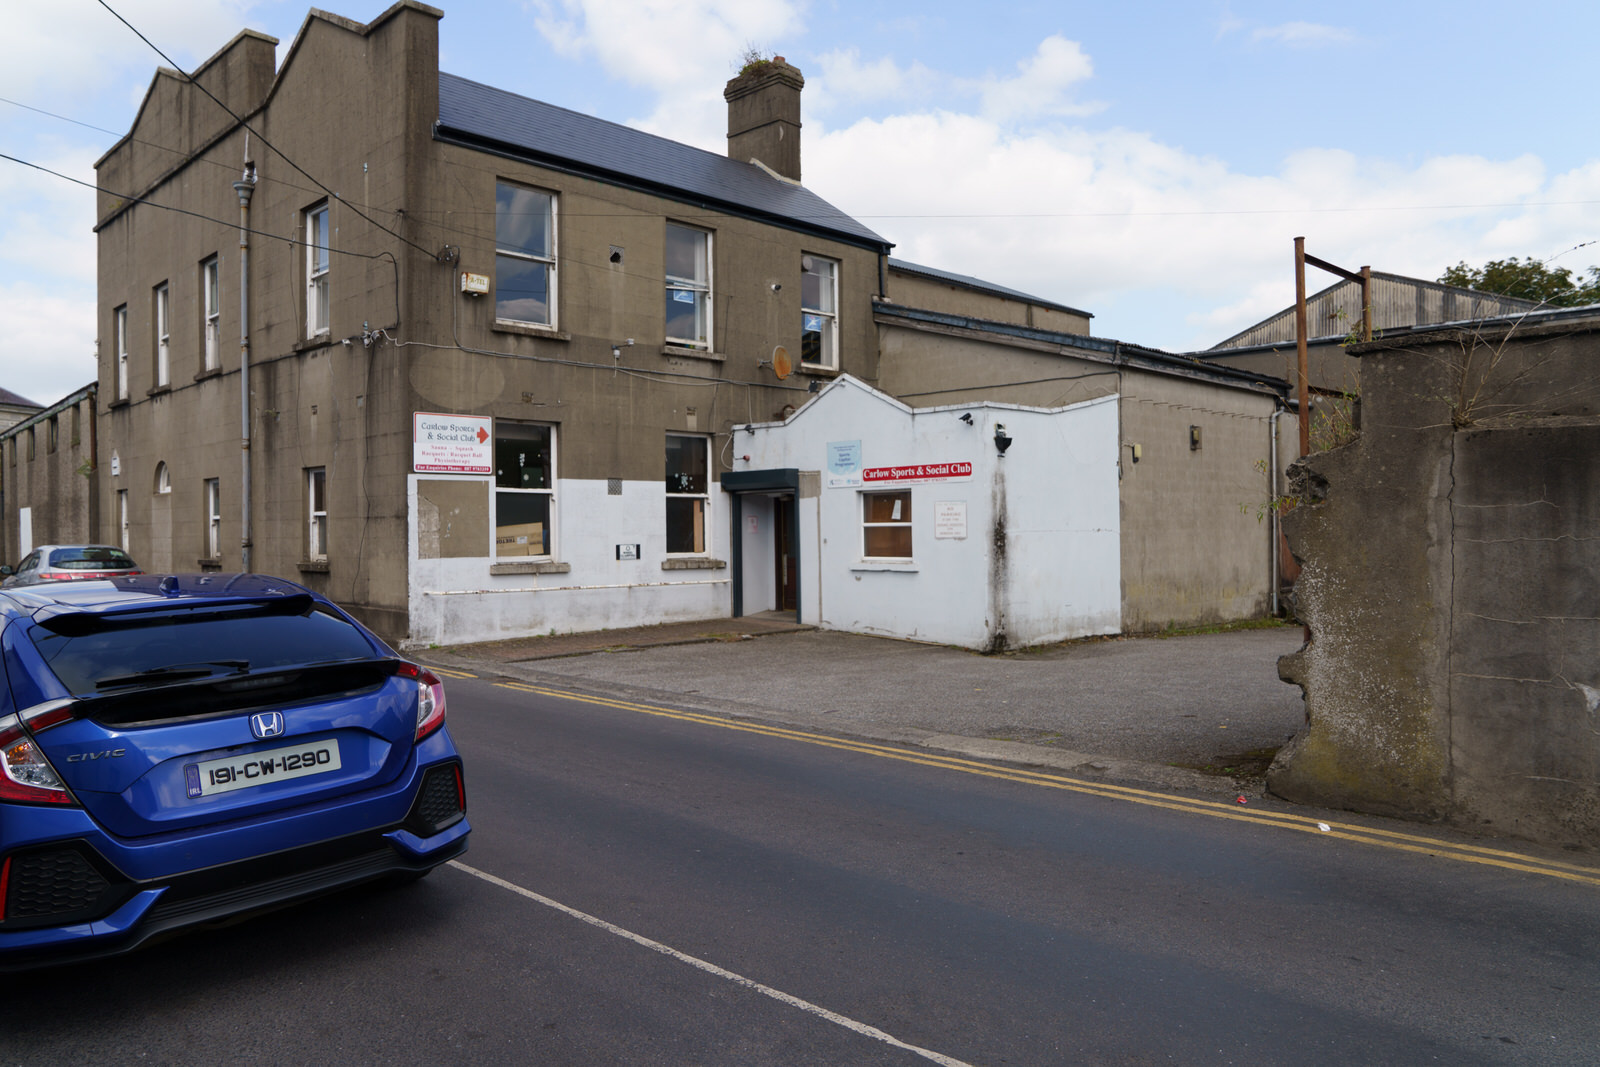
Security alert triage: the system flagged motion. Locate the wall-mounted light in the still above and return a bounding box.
[994,423,1012,456]
[1189,425,1202,451]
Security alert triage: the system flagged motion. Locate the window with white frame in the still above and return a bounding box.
[153,282,170,387]
[493,422,554,557]
[494,182,556,326]
[118,490,130,552]
[205,478,221,559]
[305,203,330,337]
[801,255,838,369]
[154,462,170,494]
[665,434,709,554]
[202,256,220,371]
[664,223,711,349]
[306,467,327,561]
[862,490,912,559]
[115,305,129,400]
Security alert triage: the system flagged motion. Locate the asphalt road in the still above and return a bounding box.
[3,674,1597,1065]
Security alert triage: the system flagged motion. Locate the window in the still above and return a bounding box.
[801,255,839,369]
[46,417,57,454]
[306,468,327,560]
[154,282,170,387]
[665,223,711,349]
[115,305,129,400]
[28,605,377,697]
[305,203,330,336]
[26,427,35,461]
[118,490,130,552]
[495,182,555,326]
[155,461,170,494]
[202,256,220,371]
[665,434,709,554]
[205,478,221,559]
[494,423,554,557]
[862,490,912,559]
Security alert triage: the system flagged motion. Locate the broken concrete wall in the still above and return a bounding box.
[1273,313,1600,847]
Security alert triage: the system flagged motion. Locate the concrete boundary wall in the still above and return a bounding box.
[1272,314,1600,846]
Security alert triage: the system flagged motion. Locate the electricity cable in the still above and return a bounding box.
[93,0,441,263]
[0,151,392,266]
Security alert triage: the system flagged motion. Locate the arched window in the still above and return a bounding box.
[155,462,171,494]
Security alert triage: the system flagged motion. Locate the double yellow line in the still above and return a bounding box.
[463,673,1600,888]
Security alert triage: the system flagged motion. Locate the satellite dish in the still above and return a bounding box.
[771,345,793,380]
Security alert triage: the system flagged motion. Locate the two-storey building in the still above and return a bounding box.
[95,2,889,644]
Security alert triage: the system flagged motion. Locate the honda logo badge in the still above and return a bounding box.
[250,711,286,739]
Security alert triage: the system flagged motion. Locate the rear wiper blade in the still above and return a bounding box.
[95,660,251,689]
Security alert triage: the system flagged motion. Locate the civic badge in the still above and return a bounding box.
[250,711,286,739]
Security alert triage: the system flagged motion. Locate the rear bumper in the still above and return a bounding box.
[0,736,469,970]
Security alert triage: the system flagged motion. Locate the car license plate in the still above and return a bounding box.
[184,739,342,798]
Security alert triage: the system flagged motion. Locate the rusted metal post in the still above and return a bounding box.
[1295,237,1310,456]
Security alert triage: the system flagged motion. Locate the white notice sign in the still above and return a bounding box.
[934,501,968,540]
[414,412,492,473]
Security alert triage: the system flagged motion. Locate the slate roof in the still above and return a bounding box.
[436,73,890,252]
[0,386,41,408]
[889,259,1092,319]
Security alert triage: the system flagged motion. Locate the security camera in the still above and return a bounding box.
[770,283,782,292]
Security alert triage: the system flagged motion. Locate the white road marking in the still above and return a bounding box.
[448,860,974,1066]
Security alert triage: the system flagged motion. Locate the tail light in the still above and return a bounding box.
[0,701,78,806]
[395,663,447,741]
[37,569,140,582]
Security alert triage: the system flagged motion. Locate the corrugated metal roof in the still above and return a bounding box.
[1209,271,1540,350]
[436,73,890,252]
[887,259,1092,319]
[875,304,1289,399]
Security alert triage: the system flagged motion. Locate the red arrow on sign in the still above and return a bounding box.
[476,426,489,444]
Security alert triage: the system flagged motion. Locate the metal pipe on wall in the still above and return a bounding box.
[233,163,256,572]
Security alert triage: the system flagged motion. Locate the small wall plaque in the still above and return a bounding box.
[616,544,640,561]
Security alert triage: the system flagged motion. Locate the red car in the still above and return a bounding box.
[1,545,143,588]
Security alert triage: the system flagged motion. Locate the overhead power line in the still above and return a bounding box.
[93,0,441,263]
[0,151,391,266]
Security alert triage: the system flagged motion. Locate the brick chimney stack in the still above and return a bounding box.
[724,56,804,182]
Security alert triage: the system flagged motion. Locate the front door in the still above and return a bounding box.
[774,494,796,612]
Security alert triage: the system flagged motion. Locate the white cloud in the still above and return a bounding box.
[806,109,1597,351]
[0,283,98,405]
[1250,22,1357,47]
[0,0,256,106]
[974,35,1099,123]
[0,141,102,284]
[809,48,938,115]
[531,0,803,149]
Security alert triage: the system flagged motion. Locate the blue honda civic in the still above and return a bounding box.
[0,573,468,969]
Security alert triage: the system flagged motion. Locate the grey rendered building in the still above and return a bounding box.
[95,2,888,644]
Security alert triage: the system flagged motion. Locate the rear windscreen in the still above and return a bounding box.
[29,605,378,695]
[49,547,136,570]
